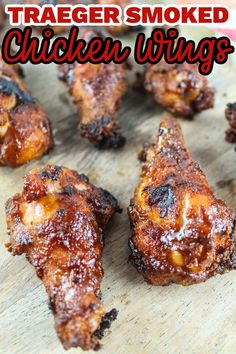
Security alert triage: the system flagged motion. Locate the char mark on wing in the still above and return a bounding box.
[78,173,90,184]
[93,309,118,340]
[63,185,76,196]
[40,166,62,181]
[102,189,122,213]
[146,184,175,217]
[0,77,34,104]
[128,239,146,272]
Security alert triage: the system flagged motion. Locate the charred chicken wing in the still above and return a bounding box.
[128,119,234,285]
[6,164,120,350]
[144,62,215,118]
[225,103,236,143]
[0,53,53,167]
[59,29,128,149]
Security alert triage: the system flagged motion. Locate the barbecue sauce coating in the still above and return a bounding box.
[225,103,236,143]
[6,165,120,350]
[144,61,215,118]
[0,53,53,167]
[58,29,128,149]
[128,119,235,285]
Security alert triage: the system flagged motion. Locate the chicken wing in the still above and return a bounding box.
[0,53,53,167]
[225,103,236,143]
[6,164,120,350]
[59,29,128,149]
[144,61,215,118]
[128,119,235,285]
[0,4,6,29]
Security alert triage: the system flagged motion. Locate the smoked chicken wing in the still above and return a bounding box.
[144,61,215,118]
[225,102,236,143]
[0,53,53,167]
[128,119,235,285]
[59,29,128,149]
[6,164,120,350]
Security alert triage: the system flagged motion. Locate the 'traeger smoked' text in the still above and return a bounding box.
[6,4,229,26]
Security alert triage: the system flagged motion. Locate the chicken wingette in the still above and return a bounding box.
[59,29,128,149]
[225,103,236,143]
[128,119,235,285]
[0,53,53,167]
[144,61,215,118]
[6,164,120,350]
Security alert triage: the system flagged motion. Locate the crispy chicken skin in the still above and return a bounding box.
[0,53,53,167]
[144,61,215,118]
[225,103,236,143]
[59,29,128,149]
[23,0,77,34]
[128,119,235,286]
[6,164,120,350]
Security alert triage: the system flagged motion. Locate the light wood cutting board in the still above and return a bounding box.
[0,18,236,354]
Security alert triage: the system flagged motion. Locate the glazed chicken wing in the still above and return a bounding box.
[225,103,236,143]
[59,29,128,149]
[0,53,53,167]
[144,61,215,118]
[6,164,120,350]
[128,119,235,285]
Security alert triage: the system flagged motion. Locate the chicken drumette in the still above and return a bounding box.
[144,61,215,118]
[6,164,120,350]
[225,103,236,143]
[0,53,53,167]
[128,119,235,286]
[59,29,128,149]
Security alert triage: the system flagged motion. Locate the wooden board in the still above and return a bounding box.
[0,20,236,354]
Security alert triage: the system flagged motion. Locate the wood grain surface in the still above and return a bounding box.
[0,17,236,354]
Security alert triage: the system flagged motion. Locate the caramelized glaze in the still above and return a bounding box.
[59,28,128,149]
[128,119,235,285]
[6,164,120,350]
[0,52,53,167]
[144,61,215,118]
